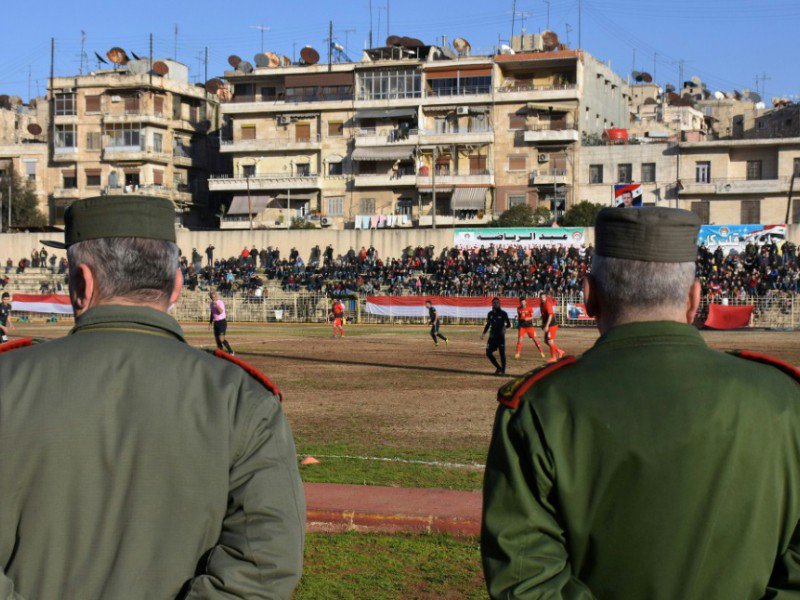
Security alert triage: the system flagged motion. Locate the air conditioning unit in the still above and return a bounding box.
[456,106,469,115]
[110,95,122,102]
[320,216,332,227]
[276,115,290,125]
[538,153,548,163]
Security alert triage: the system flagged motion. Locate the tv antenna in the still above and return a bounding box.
[565,23,572,46]
[517,10,532,33]
[173,24,179,61]
[250,25,270,53]
[342,28,356,59]
[755,72,771,99]
[79,30,88,75]
[544,0,551,29]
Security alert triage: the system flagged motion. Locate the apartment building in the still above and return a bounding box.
[48,59,220,225]
[213,40,629,229]
[677,137,800,224]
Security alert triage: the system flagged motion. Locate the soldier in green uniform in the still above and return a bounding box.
[482,207,800,599]
[0,196,305,599]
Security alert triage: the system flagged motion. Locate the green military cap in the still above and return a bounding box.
[594,206,701,263]
[42,195,176,249]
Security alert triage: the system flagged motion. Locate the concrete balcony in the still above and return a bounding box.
[53,113,79,124]
[220,134,322,153]
[104,184,193,205]
[222,94,354,115]
[354,96,423,111]
[418,128,494,145]
[52,187,81,199]
[102,145,171,163]
[172,147,206,167]
[355,129,419,147]
[52,146,79,162]
[493,84,579,104]
[103,111,171,127]
[354,173,417,188]
[523,127,579,144]
[208,174,320,192]
[529,169,568,185]
[680,177,791,195]
[423,91,493,107]
[416,172,494,186]
[418,214,493,226]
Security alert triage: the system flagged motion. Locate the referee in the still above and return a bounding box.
[209,291,234,355]
[481,297,511,376]
[426,300,449,347]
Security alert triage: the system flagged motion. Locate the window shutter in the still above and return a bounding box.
[240,125,256,140]
[508,156,527,171]
[153,169,164,185]
[85,95,101,113]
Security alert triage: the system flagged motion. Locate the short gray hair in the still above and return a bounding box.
[68,237,179,304]
[591,254,696,322]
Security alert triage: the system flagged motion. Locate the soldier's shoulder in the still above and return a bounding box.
[206,349,283,401]
[0,337,39,357]
[725,350,800,387]
[497,356,578,410]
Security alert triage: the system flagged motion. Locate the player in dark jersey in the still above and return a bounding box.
[539,290,565,363]
[0,292,12,343]
[482,297,512,375]
[425,300,448,347]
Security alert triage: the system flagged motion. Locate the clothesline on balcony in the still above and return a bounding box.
[353,214,411,229]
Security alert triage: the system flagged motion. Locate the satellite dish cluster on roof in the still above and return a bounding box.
[631,71,653,84]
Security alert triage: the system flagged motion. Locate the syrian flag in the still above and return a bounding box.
[12,294,73,314]
[365,296,542,319]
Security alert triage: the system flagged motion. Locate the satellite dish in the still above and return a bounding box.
[228,55,242,68]
[386,35,401,46]
[152,61,169,76]
[756,101,766,109]
[667,92,681,104]
[27,123,42,136]
[300,46,320,65]
[748,92,762,103]
[541,30,560,50]
[733,90,742,100]
[453,37,471,55]
[714,91,725,100]
[238,60,254,73]
[254,53,270,68]
[130,51,142,61]
[643,97,657,105]
[281,55,292,66]
[632,70,642,80]
[665,83,676,93]
[405,37,425,48]
[106,47,129,65]
[205,78,223,94]
[265,52,281,67]
[640,72,653,83]
[94,51,109,65]
[691,75,702,86]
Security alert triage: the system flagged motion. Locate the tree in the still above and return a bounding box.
[0,168,46,231]
[289,217,317,230]
[562,201,604,227]
[496,204,552,227]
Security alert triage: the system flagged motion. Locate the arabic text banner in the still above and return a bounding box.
[698,225,786,250]
[12,294,73,314]
[454,227,585,248]
[365,296,542,319]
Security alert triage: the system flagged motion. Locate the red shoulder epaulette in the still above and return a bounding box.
[497,356,577,410]
[212,350,284,402]
[728,350,800,384]
[0,337,34,355]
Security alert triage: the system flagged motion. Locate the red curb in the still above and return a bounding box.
[304,482,482,537]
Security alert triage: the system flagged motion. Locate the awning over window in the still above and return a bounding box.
[451,187,488,210]
[356,107,418,119]
[228,195,270,215]
[352,146,415,161]
[274,192,317,201]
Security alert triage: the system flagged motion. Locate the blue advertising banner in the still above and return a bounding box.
[698,224,786,250]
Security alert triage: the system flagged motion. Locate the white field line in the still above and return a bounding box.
[306,453,485,471]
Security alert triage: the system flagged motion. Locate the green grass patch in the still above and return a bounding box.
[296,532,484,599]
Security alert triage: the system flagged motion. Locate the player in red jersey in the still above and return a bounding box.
[328,299,346,338]
[538,291,565,363]
[514,296,545,360]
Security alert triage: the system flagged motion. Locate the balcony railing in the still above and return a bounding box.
[418,127,493,136]
[426,86,492,97]
[220,133,322,146]
[356,128,418,141]
[495,83,577,93]
[526,124,577,132]
[210,173,319,181]
[233,93,353,104]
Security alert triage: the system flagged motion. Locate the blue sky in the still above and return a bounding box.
[0,0,797,104]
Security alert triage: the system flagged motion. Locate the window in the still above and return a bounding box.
[241,164,256,177]
[508,112,527,130]
[104,124,141,148]
[172,96,183,120]
[123,95,140,113]
[428,75,491,96]
[86,131,101,150]
[741,200,760,224]
[85,170,101,187]
[54,92,76,115]
[469,155,487,174]
[359,161,376,175]
[396,198,414,216]
[153,169,164,186]
[641,163,656,183]
[360,198,376,214]
[590,164,603,184]
[691,200,710,224]
[326,197,344,216]
[507,194,527,209]
[24,159,36,181]
[295,122,311,142]
[62,172,77,189]
[240,125,256,140]
[508,155,527,172]
[55,124,77,148]
[233,84,255,102]
[746,160,762,181]
[84,95,101,113]
[328,161,343,176]
[617,163,632,183]
[328,121,344,137]
[695,161,711,183]
[153,133,163,153]
[260,87,277,101]
[356,69,421,101]
[154,95,165,115]
[296,163,311,176]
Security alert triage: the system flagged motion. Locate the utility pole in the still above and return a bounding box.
[653,52,657,83]
[204,46,208,83]
[578,0,582,48]
[631,48,636,76]
[431,146,437,230]
[173,24,179,61]
[511,0,517,40]
[544,0,551,29]
[369,0,373,48]
[149,33,153,87]
[386,0,390,35]
[786,172,796,224]
[678,59,685,90]
[328,21,333,71]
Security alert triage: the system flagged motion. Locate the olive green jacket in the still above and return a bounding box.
[0,305,305,599]
[482,321,800,599]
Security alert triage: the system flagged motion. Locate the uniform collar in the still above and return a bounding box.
[587,320,705,355]
[70,304,186,342]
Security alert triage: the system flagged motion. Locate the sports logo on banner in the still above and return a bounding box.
[614,183,643,207]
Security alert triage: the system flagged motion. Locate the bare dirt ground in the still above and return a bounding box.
[14,321,800,471]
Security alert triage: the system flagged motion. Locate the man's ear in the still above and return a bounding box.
[583,274,600,319]
[685,280,701,324]
[69,264,95,314]
[168,267,183,307]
